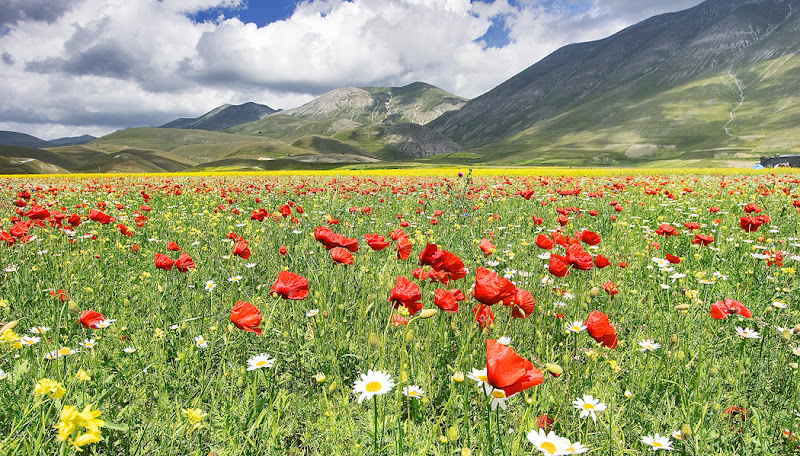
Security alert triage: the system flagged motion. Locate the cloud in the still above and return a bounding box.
[0,0,705,139]
[0,0,74,28]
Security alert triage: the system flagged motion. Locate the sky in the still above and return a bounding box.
[0,0,705,140]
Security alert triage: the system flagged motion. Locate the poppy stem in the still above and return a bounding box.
[486,400,493,454]
[373,395,379,456]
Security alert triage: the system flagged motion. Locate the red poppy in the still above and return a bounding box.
[68,214,81,227]
[709,206,720,213]
[594,254,611,269]
[395,235,412,260]
[486,339,543,397]
[655,224,679,236]
[330,247,354,265]
[601,281,619,297]
[508,287,535,319]
[535,234,554,250]
[271,271,309,300]
[389,276,423,315]
[175,252,195,273]
[314,226,358,252]
[578,230,601,246]
[50,289,68,302]
[363,233,390,251]
[0,231,14,247]
[585,310,618,348]
[473,304,494,329]
[479,238,495,257]
[684,222,700,230]
[434,288,459,313]
[116,224,133,237]
[691,233,714,246]
[154,252,174,271]
[557,214,568,226]
[473,267,516,305]
[739,216,762,232]
[79,310,105,329]
[418,243,466,281]
[279,204,291,217]
[710,298,751,320]
[279,246,287,256]
[665,253,681,264]
[520,189,535,200]
[131,243,141,253]
[88,209,112,224]
[565,244,593,270]
[167,241,180,251]
[233,241,252,259]
[532,215,544,225]
[548,254,570,278]
[230,300,262,335]
[743,203,761,213]
[25,205,50,220]
[390,314,409,326]
[536,414,554,430]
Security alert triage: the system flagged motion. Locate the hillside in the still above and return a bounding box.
[0,131,53,148]
[428,0,800,166]
[160,102,277,131]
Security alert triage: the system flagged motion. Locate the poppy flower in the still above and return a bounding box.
[363,233,390,251]
[508,287,535,319]
[314,226,358,252]
[154,252,174,271]
[25,205,50,220]
[691,233,714,246]
[665,253,681,264]
[230,300,262,335]
[479,238,495,257]
[389,276,423,315]
[116,224,133,237]
[418,243,467,281]
[585,310,618,348]
[743,203,761,213]
[473,304,494,329]
[330,247,354,265]
[79,310,105,329]
[520,189,535,200]
[233,241,252,259]
[655,224,679,236]
[557,214,569,226]
[88,209,112,224]
[684,222,700,230]
[395,236,412,260]
[50,289,68,301]
[739,216,762,232]
[535,234,554,250]
[548,254,570,278]
[390,314,409,326]
[601,281,618,297]
[0,231,14,247]
[532,215,544,225]
[68,214,81,227]
[175,252,195,273]
[279,246,287,256]
[579,230,601,246]
[486,339,543,397]
[473,267,516,305]
[565,244,593,270]
[434,288,459,313]
[594,254,611,269]
[710,298,751,320]
[131,243,141,253]
[271,271,309,300]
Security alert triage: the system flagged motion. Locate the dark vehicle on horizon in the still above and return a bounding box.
[760,154,800,168]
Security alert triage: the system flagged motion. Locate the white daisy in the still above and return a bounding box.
[246,353,275,371]
[792,346,800,356]
[245,263,257,269]
[205,280,216,292]
[29,326,50,334]
[467,368,489,387]
[194,335,208,348]
[562,292,575,300]
[402,385,425,399]
[79,339,97,349]
[305,309,319,318]
[641,433,674,451]
[652,257,671,268]
[0,369,7,380]
[353,370,395,404]
[566,321,587,334]
[94,319,116,329]
[538,252,552,260]
[123,346,136,354]
[638,339,661,352]
[228,275,243,283]
[44,350,60,360]
[57,347,79,356]
[526,428,572,455]
[497,336,512,345]
[553,301,567,308]
[572,394,607,422]
[773,301,788,309]
[486,386,510,410]
[19,336,41,346]
[735,327,761,339]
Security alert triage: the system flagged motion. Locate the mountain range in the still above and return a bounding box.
[2,0,799,173]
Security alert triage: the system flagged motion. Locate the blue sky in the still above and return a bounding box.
[0,0,706,138]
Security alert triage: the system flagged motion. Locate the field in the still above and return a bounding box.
[1,168,800,455]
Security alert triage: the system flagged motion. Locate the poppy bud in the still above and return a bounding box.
[681,424,692,440]
[0,320,19,334]
[589,287,598,298]
[545,363,563,377]
[67,300,80,314]
[671,334,678,343]
[314,372,326,383]
[447,426,459,441]
[419,308,438,319]
[452,371,464,382]
[794,324,800,334]
[674,304,689,311]
[461,449,472,456]
[405,329,415,342]
[328,380,337,392]
[790,363,799,370]
[368,332,379,346]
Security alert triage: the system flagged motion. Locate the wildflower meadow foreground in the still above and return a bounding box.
[1,169,800,455]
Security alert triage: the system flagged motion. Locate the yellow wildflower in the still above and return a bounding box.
[182,408,207,431]
[34,378,66,399]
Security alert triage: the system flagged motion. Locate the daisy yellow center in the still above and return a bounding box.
[583,403,595,410]
[408,391,419,397]
[366,381,382,392]
[58,347,71,355]
[478,374,488,381]
[256,361,267,367]
[541,441,557,454]
[491,390,506,399]
[653,442,664,448]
